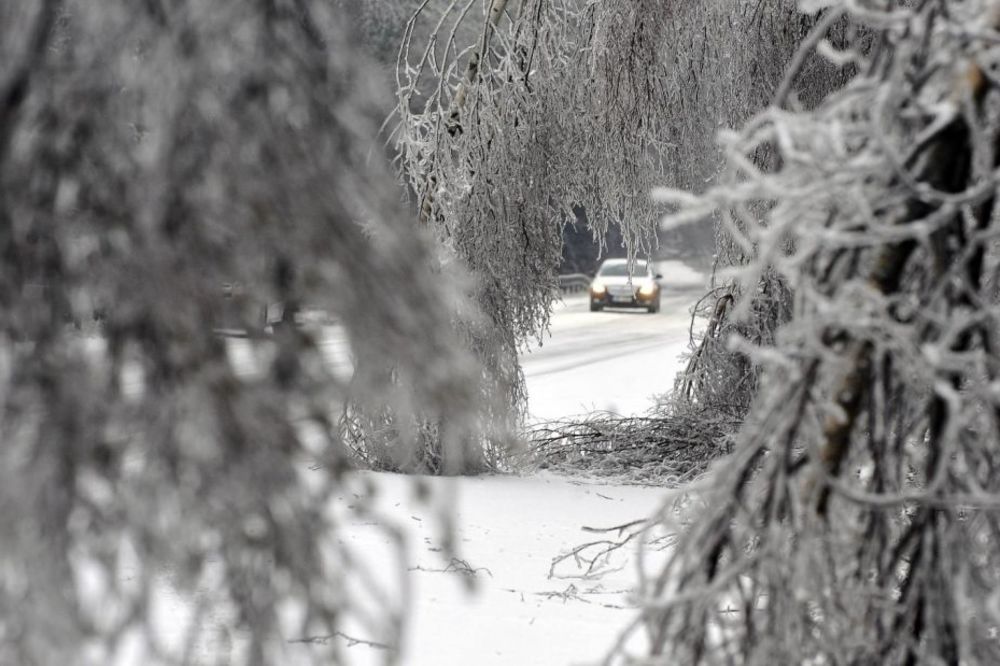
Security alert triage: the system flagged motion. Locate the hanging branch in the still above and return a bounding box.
[614,2,1000,663]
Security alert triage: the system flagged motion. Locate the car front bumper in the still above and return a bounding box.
[590,290,658,307]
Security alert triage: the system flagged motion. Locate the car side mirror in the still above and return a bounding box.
[654,273,663,280]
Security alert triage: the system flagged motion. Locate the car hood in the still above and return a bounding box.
[594,276,650,286]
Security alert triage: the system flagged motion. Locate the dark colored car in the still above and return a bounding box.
[589,259,662,313]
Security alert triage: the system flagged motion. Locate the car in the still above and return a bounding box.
[589,258,662,313]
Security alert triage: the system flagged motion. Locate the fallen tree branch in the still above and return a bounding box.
[526,408,736,483]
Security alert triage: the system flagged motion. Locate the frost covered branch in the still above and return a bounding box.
[393,0,677,431]
[0,2,490,663]
[618,2,1000,663]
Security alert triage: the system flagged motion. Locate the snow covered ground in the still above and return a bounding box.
[142,473,674,666]
[325,473,671,666]
[146,260,708,665]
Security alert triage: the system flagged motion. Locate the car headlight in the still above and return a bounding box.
[639,281,656,296]
[591,281,606,294]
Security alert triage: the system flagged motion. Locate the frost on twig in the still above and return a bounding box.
[527,409,736,484]
[0,2,490,664]
[612,2,1000,664]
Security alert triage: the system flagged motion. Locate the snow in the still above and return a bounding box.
[135,473,671,665]
[306,473,667,665]
[142,259,708,665]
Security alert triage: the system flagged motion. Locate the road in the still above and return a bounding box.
[521,260,707,421]
[225,260,708,422]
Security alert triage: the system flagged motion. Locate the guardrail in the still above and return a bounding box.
[558,273,592,293]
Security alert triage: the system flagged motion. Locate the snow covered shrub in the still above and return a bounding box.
[664,0,853,431]
[0,1,489,663]
[616,1,1000,663]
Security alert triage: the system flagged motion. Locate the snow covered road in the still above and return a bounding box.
[522,260,708,421]
[222,258,709,422]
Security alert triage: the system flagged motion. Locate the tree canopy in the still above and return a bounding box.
[0,1,489,662]
[626,1,1000,662]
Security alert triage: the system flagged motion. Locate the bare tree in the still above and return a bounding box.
[0,1,490,663]
[612,2,1000,662]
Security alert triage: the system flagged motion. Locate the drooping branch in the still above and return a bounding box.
[445,0,509,137]
[814,83,990,515]
[0,1,491,662]
[618,3,1000,663]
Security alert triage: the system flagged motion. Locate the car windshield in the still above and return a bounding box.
[599,261,648,277]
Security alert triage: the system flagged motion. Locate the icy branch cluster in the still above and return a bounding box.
[392,0,842,434]
[621,1,1000,663]
[393,0,679,423]
[0,1,489,663]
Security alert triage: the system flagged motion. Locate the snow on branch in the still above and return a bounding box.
[613,1,1000,663]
